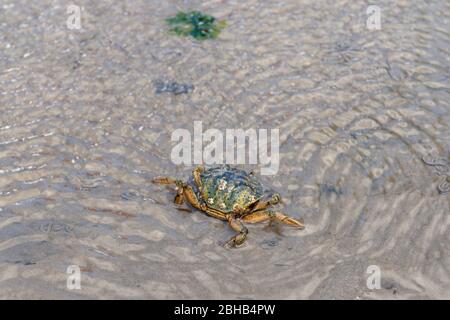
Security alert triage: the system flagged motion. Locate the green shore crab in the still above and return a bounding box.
[153,165,304,248]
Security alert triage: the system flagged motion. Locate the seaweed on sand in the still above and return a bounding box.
[166,11,226,40]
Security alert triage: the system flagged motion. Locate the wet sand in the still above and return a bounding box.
[0,0,449,299]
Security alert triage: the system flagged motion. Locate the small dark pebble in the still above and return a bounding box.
[154,79,194,95]
[260,238,279,250]
[335,42,352,52]
[320,183,343,196]
[274,263,291,267]
[14,260,36,266]
[381,279,398,294]
[382,282,394,290]
[121,191,139,201]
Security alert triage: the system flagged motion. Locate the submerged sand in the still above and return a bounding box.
[0,0,449,299]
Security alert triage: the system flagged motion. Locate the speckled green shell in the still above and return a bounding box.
[188,165,264,213]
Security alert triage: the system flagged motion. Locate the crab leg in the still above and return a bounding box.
[183,185,203,210]
[174,186,184,205]
[152,176,186,187]
[193,166,204,188]
[242,211,271,223]
[245,210,305,229]
[225,215,248,248]
[153,177,186,204]
[270,210,305,228]
[204,207,228,221]
[179,184,227,221]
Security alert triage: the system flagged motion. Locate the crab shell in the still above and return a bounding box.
[188,165,264,214]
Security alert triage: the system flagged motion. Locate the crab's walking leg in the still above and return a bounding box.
[152,177,177,185]
[183,185,202,210]
[225,216,248,248]
[203,207,228,221]
[242,211,271,223]
[153,177,186,204]
[180,184,225,221]
[247,210,305,229]
[271,210,304,228]
[174,186,184,205]
[193,166,204,188]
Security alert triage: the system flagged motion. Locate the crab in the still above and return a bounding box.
[153,165,304,248]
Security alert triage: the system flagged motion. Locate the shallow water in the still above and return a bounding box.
[0,0,449,299]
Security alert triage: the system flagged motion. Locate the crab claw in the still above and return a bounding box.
[152,177,177,184]
[152,177,185,189]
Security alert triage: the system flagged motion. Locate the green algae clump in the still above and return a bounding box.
[166,11,226,40]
